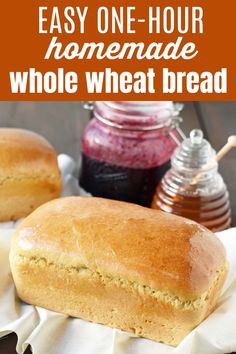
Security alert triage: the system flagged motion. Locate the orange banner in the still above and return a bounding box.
[0,0,235,100]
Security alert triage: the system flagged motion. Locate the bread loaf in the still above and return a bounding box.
[9,197,227,345]
[0,128,61,221]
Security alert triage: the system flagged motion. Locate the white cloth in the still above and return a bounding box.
[0,157,235,354]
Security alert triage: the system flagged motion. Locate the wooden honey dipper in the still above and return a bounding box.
[190,135,236,186]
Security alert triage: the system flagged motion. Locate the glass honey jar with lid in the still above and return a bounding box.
[79,101,184,207]
[152,129,232,232]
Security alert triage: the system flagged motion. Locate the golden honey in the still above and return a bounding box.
[152,129,232,232]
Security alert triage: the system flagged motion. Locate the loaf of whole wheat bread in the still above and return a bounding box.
[0,128,61,221]
[9,197,227,345]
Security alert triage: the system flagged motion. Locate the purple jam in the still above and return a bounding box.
[79,154,170,206]
[79,102,177,206]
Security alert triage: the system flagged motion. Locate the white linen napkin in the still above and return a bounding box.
[1,229,236,354]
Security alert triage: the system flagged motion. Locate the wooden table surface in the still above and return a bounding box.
[0,101,235,354]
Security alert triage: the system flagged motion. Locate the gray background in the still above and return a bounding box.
[0,101,202,159]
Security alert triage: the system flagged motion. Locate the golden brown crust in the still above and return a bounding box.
[10,197,227,345]
[11,197,226,298]
[0,128,61,221]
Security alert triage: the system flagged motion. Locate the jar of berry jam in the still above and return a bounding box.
[79,101,184,207]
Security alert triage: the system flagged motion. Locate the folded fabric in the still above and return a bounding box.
[0,228,236,354]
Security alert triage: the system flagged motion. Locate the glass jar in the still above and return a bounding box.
[152,129,232,232]
[79,101,183,206]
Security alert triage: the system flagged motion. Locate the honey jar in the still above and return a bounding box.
[152,129,232,232]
